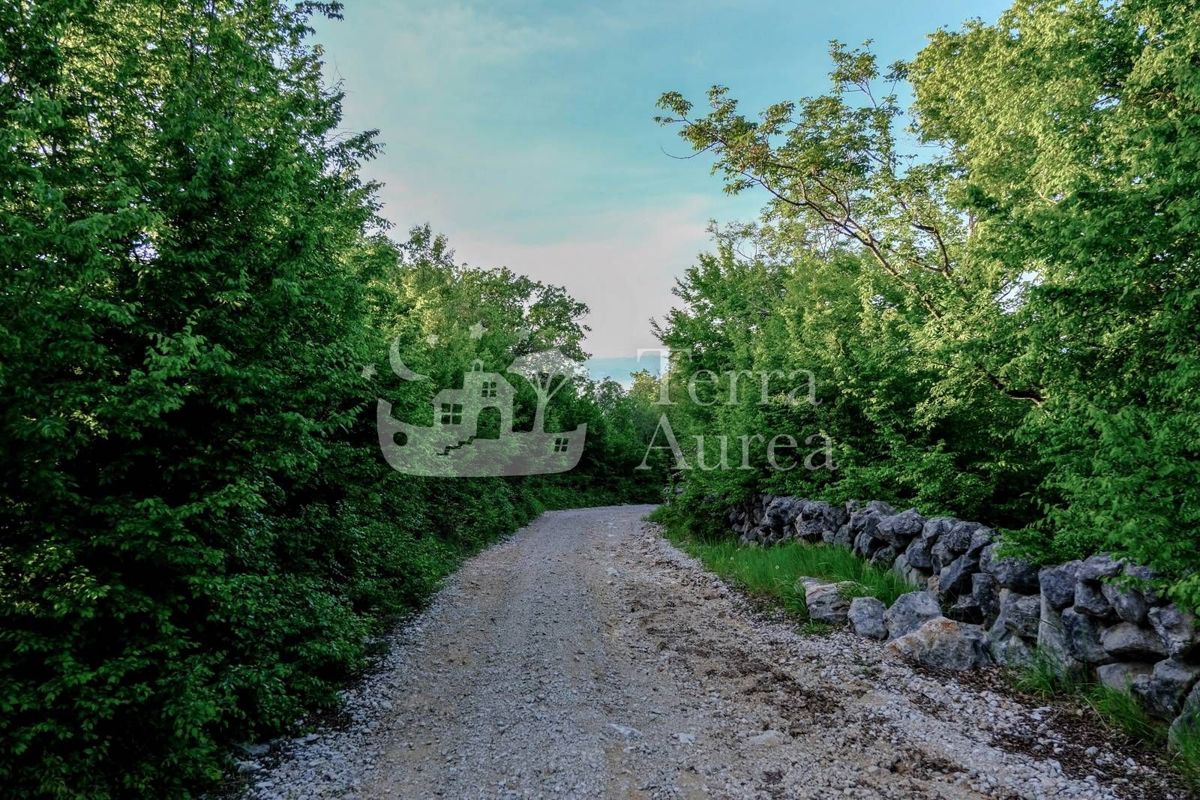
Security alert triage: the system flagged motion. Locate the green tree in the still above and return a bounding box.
[911,0,1200,599]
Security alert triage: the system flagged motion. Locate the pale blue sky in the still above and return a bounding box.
[313,1,1008,364]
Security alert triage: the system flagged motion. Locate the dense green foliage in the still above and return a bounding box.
[653,0,1200,606]
[0,3,660,797]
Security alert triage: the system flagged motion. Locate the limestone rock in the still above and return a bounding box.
[1060,607,1113,665]
[892,554,924,588]
[1133,658,1200,720]
[1039,561,1083,610]
[1096,661,1154,692]
[1171,681,1200,745]
[1078,554,1123,582]
[826,523,854,548]
[864,500,896,516]
[763,496,804,533]
[1101,622,1169,661]
[990,629,1035,667]
[886,617,992,671]
[1038,594,1085,675]
[848,597,888,640]
[937,553,979,600]
[949,573,999,625]
[1101,581,1149,625]
[876,509,925,546]
[1073,581,1114,619]
[804,581,855,625]
[941,522,979,556]
[979,545,1040,594]
[869,545,899,569]
[885,591,942,640]
[853,528,885,560]
[904,537,934,571]
[930,539,956,573]
[920,516,955,543]
[966,527,995,557]
[1148,604,1199,659]
[991,590,1041,641]
[797,500,847,542]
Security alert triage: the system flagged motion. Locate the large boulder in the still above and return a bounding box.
[1101,622,1169,661]
[876,509,925,546]
[1038,594,1085,674]
[1148,604,1200,659]
[1060,607,1113,665]
[941,522,980,556]
[937,553,979,599]
[948,573,999,625]
[886,617,992,671]
[1096,661,1154,692]
[892,554,925,587]
[1101,581,1149,625]
[1132,659,1200,719]
[763,496,803,533]
[1078,554,1124,582]
[848,597,888,640]
[1039,561,1083,610]
[904,537,934,571]
[804,581,855,625]
[979,545,1040,594]
[1073,581,1115,619]
[990,590,1041,641]
[920,517,956,543]
[885,591,943,640]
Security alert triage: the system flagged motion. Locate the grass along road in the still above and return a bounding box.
[239,506,1186,799]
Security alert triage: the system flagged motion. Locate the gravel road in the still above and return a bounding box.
[241,505,1188,799]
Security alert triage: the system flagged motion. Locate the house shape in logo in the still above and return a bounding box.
[432,360,514,441]
[376,351,586,477]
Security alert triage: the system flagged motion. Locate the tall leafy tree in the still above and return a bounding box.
[910,0,1200,595]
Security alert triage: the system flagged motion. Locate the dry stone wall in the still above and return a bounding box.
[726,494,1200,741]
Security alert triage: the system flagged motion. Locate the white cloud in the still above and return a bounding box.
[451,196,715,357]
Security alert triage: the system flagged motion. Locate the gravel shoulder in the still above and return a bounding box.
[239,505,1189,799]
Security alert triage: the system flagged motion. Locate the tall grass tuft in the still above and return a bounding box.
[1086,684,1164,746]
[1011,648,1090,697]
[1170,724,1200,790]
[649,506,918,617]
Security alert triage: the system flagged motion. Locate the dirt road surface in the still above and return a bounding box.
[242,506,1186,799]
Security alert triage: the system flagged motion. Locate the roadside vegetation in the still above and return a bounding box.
[649,505,916,620]
[651,0,1200,609]
[660,496,1200,788]
[1011,649,1200,786]
[0,4,663,798]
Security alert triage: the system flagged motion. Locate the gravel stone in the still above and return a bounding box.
[239,506,1185,800]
